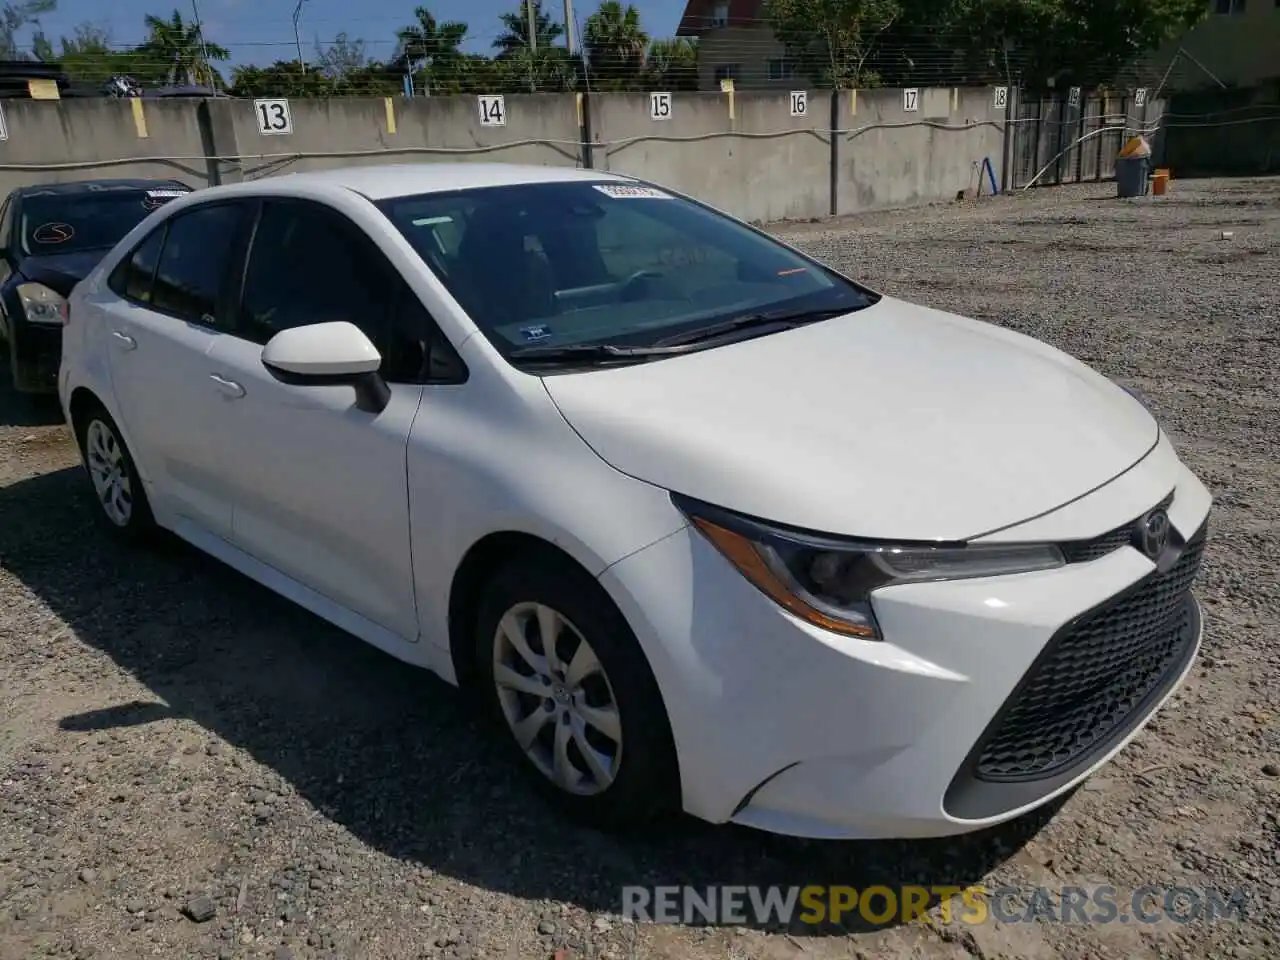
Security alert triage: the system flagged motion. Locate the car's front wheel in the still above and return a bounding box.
[474,553,679,831]
[73,402,155,540]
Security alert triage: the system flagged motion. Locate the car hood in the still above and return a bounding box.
[19,250,108,297]
[541,296,1159,541]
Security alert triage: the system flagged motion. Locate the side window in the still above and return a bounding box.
[150,204,246,325]
[237,200,395,348]
[388,283,466,384]
[108,225,167,304]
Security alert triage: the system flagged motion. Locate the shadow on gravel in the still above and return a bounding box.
[0,463,1054,937]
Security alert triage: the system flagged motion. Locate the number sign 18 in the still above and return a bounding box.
[254,98,293,136]
[478,95,506,126]
[649,92,672,120]
[903,88,919,112]
[789,90,807,117]
[992,86,1008,109]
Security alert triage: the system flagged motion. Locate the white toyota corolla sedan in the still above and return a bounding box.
[58,163,1211,839]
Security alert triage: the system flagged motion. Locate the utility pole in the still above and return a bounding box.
[190,0,213,88]
[562,0,576,55]
[293,0,307,74]
[526,0,538,92]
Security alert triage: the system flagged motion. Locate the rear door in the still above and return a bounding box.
[94,201,251,540]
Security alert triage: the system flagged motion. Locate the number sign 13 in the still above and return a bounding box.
[254,98,293,136]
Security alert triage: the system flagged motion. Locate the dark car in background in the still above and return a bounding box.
[0,178,192,392]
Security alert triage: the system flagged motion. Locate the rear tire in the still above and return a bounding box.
[72,401,156,542]
[474,553,680,832]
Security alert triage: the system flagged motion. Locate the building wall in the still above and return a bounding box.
[693,25,794,92]
[1141,1,1280,90]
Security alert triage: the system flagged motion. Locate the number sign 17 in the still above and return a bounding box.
[903,88,919,112]
[254,98,293,136]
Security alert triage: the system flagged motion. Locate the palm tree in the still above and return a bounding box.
[138,10,229,87]
[645,38,697,90]
[395,6,468,94]
[583,2,647,86]
[493,0,564,58]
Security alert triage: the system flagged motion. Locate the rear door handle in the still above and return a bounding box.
[111,330,137,351]
[209,374,245,399]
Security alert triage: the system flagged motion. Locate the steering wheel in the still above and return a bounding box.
[619,269,665,301]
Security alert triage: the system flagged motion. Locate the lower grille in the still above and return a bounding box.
[974,526,1206,782]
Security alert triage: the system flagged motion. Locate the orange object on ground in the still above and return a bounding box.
[1152,169,1170,196]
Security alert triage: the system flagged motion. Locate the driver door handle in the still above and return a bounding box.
[209,373,245,399]
[111,330,137,351]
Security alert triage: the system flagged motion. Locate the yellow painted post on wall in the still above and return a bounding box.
[720,78,735,121]
[130,98,149,138]
[384,97,397,134]
[952,87,959,113]
[27,78,59,100]
[575,92,583,128]
[850,88,858,116]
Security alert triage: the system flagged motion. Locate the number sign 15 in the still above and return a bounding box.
[790,90,807,117]
[903,88,919,112]
[649,92,672,120]
[254,98,293,136]
[478,95,506,126]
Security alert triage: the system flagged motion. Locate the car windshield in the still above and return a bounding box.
[19,188,188,256]
[376,180,876,363]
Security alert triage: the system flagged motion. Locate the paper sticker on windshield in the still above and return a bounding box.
[143,188,189,211]
[32,222,74,244]
[592,184,672,200]
[519,324,553,343]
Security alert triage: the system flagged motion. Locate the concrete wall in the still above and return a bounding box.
[835,87,1005,214]
[592,91,831,223]
[1139,1,1280,92]
[0,88,1015,225]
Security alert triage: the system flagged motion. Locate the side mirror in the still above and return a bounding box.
[260,321,391,414]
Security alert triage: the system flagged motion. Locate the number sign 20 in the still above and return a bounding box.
[254,98,293,136]
[649,92,672,120]
[478,95,506,126]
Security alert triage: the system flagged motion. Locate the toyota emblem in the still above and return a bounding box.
[1136,509,1171,560]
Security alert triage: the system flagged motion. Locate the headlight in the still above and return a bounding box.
[674,495,1064,640]
[17,282,68,325]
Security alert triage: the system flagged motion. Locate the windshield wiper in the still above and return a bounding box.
[653,307,852,348]
[507,343,687,363]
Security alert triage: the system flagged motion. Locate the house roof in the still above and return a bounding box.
[675,0,766,37]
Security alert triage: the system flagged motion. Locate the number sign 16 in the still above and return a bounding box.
[254,98,293,136]
[903,88,919,112]
[790,90,807,117]
[649,92,672,120]
[478,95,506,126]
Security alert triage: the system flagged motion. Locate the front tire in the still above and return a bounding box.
[72,402,156,541]
[474,553,680,832]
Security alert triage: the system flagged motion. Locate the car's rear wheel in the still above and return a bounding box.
[73,402,155,540]
[474,554,679,831]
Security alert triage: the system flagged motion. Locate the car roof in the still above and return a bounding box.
[200,163,635,202]
[14,178,191,199]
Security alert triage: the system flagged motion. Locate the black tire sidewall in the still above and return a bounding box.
[474,553,680,831]
[73,404,155,539]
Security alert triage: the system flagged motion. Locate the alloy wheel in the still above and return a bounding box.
[85,418,132,527]
[492,601,623,795]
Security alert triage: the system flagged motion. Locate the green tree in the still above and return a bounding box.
[583,1,647,87]
[764,0,899,87]
[645,38,697,90]
[0,0,56,59]
[314,31,369,80]
[135,9,229,87]
[493,0,563,58]
[395,6,468,94]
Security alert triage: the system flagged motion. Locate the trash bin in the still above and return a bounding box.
[1116,136,1152,198]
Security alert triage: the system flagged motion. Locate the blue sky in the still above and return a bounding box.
[24,0,689,67]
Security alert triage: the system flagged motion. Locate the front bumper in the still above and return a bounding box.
[598,447,1212,840]
[8,319,62,392]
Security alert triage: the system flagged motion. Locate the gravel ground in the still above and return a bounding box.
[1,176,1277,960]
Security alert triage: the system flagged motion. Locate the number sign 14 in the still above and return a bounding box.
[254,98,293,136]
[903,88,919,112]
[478,95,506,126]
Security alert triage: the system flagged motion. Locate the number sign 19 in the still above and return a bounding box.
[478,95,506,126]
[649,92,672,121]
[254,98,293,136]
[789,90,807,117]
[903,87,919,112]
[992,86,1008,109]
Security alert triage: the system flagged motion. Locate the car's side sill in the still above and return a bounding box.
[169,518,456,682]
